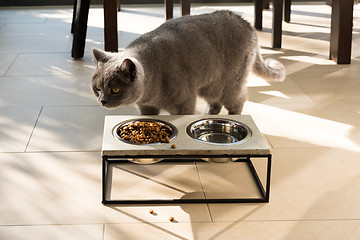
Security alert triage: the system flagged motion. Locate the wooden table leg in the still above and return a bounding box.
[329,0,354,64]
[263,0,270,10]
[181,0,190,16]
[71,0,78,34]
[254,0,263,30]
[103,0,118,52]
[71,0,90,59]
[284,0,291,23]
[165,0,173,20]
[272,0,283,49]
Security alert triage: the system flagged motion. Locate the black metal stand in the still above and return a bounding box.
[102,154,272,204]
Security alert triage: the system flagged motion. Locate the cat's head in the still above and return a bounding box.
[91,48,144,108]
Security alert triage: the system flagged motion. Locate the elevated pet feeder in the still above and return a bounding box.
[102,115,272,204]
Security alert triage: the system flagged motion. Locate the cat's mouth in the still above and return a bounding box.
[100,101,122,109]
[99,95,138,108]
[101,100,135,108]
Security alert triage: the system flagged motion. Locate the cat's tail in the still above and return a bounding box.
[252,49,286,82]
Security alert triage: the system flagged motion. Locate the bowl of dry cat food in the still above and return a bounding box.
[113,118,177,145]
[186,118,252,145]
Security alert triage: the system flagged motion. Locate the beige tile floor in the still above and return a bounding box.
[1,2,360,239]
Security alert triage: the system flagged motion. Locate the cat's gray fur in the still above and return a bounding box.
[91,10,285,115]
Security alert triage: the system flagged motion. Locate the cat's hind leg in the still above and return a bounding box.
[206,102,223,115]
[169,97,197,115]
[137,104,160,115]
[199,86,223,115]
[171,103,196,115]
[222,86,248,115]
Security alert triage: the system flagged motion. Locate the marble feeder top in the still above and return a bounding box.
[102,115,270,156]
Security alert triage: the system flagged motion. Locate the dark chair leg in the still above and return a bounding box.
[254,0,263,30]
[103,0,119,52]
[329,0,353,64]
[181,0,190,16]
[165,0,173,20]
[272,0,283,49]
[284,0,291,23]
[71,0,77,34]
[71,0,90,59]
[263,0,270,9]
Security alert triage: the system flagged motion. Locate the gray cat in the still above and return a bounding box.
[91,10,285,115]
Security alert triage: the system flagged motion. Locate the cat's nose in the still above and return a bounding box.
[101,100,107,105]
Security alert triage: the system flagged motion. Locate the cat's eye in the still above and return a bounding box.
[112,88,120,94]
[95,85,101,91]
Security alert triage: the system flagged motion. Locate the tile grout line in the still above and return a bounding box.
[287,76,317,103]
[2,218,360,227]
[24,106,43,153]
[194,162,214,222]
[2,53,19,77]
[102,224,105,240]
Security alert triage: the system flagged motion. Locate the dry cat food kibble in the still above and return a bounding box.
[171,144,177,149]
[118,121,172,144]
[169,217,175,222]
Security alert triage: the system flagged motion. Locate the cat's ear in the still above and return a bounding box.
[118,58,136,80]
[92,48,112,63]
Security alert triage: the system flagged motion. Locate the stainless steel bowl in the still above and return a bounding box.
[125,158,163,165]
[186,118,252,145]
[113,118,177,145]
